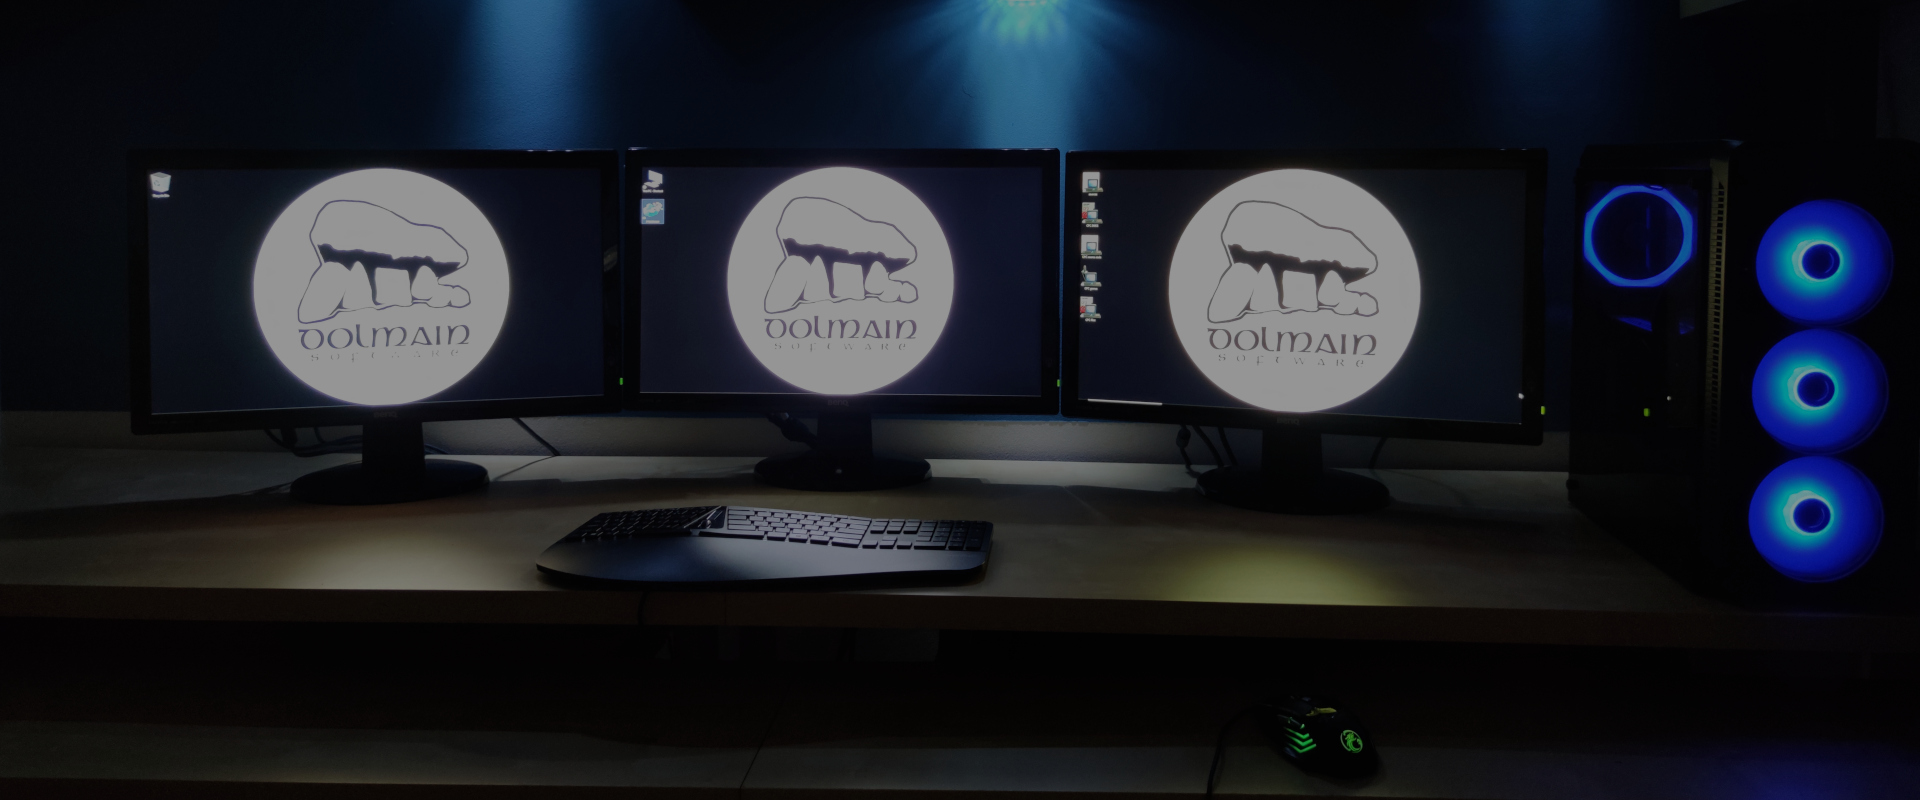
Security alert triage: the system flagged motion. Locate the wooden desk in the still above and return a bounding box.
[3,447,1918,799]
[1,447,1913,652]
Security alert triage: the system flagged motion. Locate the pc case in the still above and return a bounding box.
[1570,140,1919,610]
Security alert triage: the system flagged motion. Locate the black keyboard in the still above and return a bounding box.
[536,506,994,587]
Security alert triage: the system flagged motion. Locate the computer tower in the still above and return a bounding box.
[1570,140,1919,610]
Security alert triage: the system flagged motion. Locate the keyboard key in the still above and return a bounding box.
[705,530,764,540]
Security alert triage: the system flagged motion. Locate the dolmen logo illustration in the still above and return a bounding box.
[1169,170,1419,412]
[727,167,953,395]
[296,200,473,324]
[764,198,920,313]
[1207,202,1380,322]
[253,169,510,406]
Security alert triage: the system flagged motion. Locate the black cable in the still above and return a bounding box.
[1192,425,1225,470]
[1217,427,1238,466]
[263,428,356,458]
[263,427,447,457]
[489,454,557,482]
[766,412,819,447]
[513,417,561,457]
[1176,427,1201,477]
[1206,705,1261,799]
[1368,436,1389,471]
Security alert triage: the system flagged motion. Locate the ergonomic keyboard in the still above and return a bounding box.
[535,506,994,587]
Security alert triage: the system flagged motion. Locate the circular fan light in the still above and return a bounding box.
[1582,185,1694,288]
[1756,199,1892,325]
[1748,456,1882,582]
[1752,329,1887,454]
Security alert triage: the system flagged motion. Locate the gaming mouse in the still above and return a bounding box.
[1256,694,1378,777]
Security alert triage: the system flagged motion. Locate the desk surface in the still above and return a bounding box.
[0,447,1913,651]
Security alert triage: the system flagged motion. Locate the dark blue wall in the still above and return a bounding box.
[0,0,1882,428]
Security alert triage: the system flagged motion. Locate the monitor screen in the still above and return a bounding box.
[131,151,619,432]
[1065,151,1543,441]
[627,149,1058,413]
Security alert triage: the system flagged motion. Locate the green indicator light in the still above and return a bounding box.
[1643,408,1651,417]
[1540,405,1546,415]
[1340,730,1363,753]
[619,378,624,386]
[1056,379,1061,387]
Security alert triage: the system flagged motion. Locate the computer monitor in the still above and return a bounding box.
[626,148,1059,491]
[130,150,621,504]
[1064,150,1546,513]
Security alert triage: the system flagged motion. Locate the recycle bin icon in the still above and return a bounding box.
[149,172,172,194]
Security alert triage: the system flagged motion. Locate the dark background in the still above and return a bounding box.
[1079,168,1528,424]
[147,167,606,413]
[0,0,1900,429]
[636,166,1043,397]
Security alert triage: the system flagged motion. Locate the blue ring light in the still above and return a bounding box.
[1583,185,1695,288]
[1752,329,1886,454]
[1748,456,1882,582]
[1757,199,1892,325]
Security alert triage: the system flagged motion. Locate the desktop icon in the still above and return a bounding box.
[251,168,510,406]
[1081,234,1102,258]
[1081,202,1099,222]
[641,170,664,193]
[1083,172,1102,193]
[1166,169,1420,412]
[640,198,665,224]
[1079,295,1099,320]
[724,167,954,395]
[149,172,172,196]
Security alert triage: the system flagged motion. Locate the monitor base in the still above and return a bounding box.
[289,421,489,505]
[1196,465,1388,514]
[754,451,932,492]
[1193,427,1390,515]
[755,411,931,492]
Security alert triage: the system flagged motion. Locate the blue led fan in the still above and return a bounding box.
[1748,456,1882,583]
[1751,329,1887,454]
[1756,199,1892,325]
[1582,185,1694,288]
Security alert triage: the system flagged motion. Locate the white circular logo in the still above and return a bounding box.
[1169,169,1419,412]
[726,167,954,394]
[252,169,509,405]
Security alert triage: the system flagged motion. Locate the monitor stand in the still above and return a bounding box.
[1195,427,1389,514]
[290,421,489,505]
[755,411,931,492]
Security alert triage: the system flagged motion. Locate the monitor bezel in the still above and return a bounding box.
[1061,148,1547,445]
[622,147,1061,415]
[127,149,623,435]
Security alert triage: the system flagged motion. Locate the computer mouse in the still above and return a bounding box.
[1255,694,1378,777]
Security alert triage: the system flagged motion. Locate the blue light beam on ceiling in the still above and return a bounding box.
[900,0,1142,150]
[463,0,591,148]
